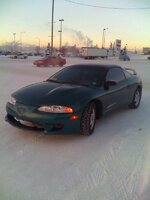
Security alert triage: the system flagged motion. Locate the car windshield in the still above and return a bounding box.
[42,56,49,60]
[42,56,57,60]
[47,65,107,87]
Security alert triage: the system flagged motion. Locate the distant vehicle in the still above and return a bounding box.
[119,54,130,61]
[119,49,130,61]
[33,55,66,67]
[27,53,33,56]
[81,47,108,59]
[143,47,150,55]
[17,53,28,59]
[6,64,142,135]
[147,56,150,60]
[10,53,28,59]
[10,54,18,59]
[2,51,11,56]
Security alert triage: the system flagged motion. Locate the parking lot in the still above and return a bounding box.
[0,54,150,200]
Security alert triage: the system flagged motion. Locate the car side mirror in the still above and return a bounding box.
[104,80,117,90]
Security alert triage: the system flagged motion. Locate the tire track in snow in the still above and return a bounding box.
[98,128,149,200]
[75,127,149,200]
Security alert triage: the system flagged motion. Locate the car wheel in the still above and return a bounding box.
[80,102,96,136]
[129,88,142,109]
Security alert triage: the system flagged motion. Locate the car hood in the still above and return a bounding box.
[12,81,95,106]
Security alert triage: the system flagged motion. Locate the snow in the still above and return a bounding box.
[0,54,150,200]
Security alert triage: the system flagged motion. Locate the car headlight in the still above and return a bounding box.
[8,96,16,105]
[38,105,73,113]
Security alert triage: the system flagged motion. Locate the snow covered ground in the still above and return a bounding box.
[0,54,150,200]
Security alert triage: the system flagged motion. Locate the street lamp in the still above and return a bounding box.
[58,19,64,52]
[102,28,108,48]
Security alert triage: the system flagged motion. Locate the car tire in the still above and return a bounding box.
[128,88,142,109]
[80,102,96,136]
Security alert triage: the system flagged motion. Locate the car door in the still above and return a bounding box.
[101,67,129,114]
[50,57,57,65]
[47,57,52,65]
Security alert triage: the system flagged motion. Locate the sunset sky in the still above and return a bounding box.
[1,0,150,50]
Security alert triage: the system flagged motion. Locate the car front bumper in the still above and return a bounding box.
[6,102,81,134]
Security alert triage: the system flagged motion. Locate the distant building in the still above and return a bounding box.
[143,47,150,55]
[115,39,121,50]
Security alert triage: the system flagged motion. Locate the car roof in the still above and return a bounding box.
[68,64,122,70]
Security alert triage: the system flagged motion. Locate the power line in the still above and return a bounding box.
[64,0,150,10]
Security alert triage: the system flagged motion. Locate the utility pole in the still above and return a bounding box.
[13,33,16,53]
[102,28,108,48]
[58,19,64,52]
[13,33,16,43]
[51,0,54,55]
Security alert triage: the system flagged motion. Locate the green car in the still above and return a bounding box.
[6,64,142,135]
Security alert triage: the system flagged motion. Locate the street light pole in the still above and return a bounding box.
[13,33,16,53]
[58,19,64,52]
[102,28,108,48]
[36,38,41,55]
[20,32,25,52]
[51,0,55,55]
[13,33,16,43]
[35,38,40,47]
[38,38,41,48]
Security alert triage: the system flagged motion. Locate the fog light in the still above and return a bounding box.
[70,115,79,120]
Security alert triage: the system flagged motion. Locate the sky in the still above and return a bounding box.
[0,0,150,50]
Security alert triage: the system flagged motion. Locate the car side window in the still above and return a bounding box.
[106,68,125,83]
[123,69,132,79]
